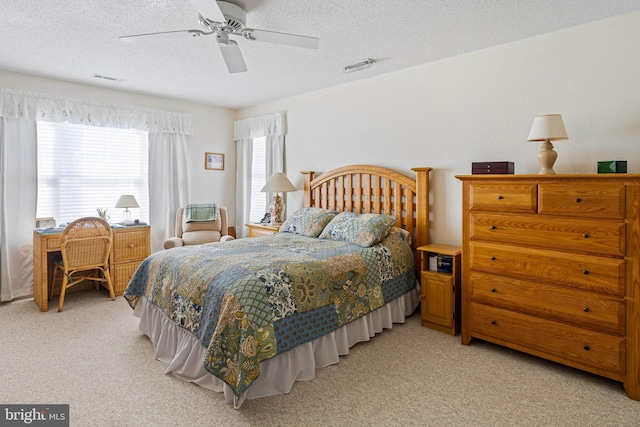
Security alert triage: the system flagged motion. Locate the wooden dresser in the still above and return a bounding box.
[456,174,640,401]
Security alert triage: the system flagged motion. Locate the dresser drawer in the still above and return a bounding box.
[470,272,624,335]
[470,303,624,374]
[469,242,625,295]
[538,182,625,219]
[113,228,150,263]
[469,183,537,213]
[470,212,625,256]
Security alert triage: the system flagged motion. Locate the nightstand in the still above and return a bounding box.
[416,244,461,335]
[245,223,280,238]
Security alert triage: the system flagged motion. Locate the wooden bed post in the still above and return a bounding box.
[301,171,315,208]
[412,167,431,249]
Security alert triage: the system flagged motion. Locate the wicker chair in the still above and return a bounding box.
[50,217,115,312]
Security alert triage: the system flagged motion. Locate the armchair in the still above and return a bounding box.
[163,206,234,249]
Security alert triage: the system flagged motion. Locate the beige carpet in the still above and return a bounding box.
[2,290,640,427]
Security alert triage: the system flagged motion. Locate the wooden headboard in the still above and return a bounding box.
[301,165,431,250]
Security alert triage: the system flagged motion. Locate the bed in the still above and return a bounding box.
[124,165,431,408]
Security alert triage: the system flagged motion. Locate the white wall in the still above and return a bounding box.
[3,11,640,245]
[0,69,237,224]
[237,11,640,246]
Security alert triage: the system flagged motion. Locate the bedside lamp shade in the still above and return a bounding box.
[115,194,139,223]
[527,114,569,174]
[261,172,296,225]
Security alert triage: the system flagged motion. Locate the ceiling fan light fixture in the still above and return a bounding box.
[217,1,246,31]
[343,59,375,74]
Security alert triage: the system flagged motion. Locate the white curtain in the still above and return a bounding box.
[235,138,254,238]
[148,132,190,253]
[0,89,191,134]
[0,88,193,301]
[0,118,37,301]
[234,112,286,238]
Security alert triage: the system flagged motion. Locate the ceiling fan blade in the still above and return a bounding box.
[119,30,207,42]
[244,29,319,49]
[219,40,247,73]
[189,0,226,23]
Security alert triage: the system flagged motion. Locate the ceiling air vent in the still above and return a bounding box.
[93,74,127,82]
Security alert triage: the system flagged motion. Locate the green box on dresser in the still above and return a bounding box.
[598,161,627,173]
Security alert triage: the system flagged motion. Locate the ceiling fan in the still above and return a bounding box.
[119,0,319,73]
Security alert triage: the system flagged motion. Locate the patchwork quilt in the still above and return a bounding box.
[124,228,416,400]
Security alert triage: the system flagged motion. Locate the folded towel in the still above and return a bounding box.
[185,203,218,222]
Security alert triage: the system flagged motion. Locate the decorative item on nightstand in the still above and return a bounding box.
[114,194,139,224]
[261,172,297,226]
[527,114,569,174]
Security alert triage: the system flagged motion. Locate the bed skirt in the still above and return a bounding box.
[132,282,420,408]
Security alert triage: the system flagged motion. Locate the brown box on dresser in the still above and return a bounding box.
[456,174,640,401]
[471,161,514,174]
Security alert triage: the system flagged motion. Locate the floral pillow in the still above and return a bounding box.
[319,212,397,247]
[279,207,338,237]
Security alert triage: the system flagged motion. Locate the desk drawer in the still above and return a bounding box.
[113,228,150,263]
[46,238,61,250]
[112,261,142,295]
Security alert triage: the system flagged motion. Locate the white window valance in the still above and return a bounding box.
[234,112,285,140]
[0,88,193,135]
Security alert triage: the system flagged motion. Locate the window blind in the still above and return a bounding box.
[36,121,149,225]
[249,136,267,223]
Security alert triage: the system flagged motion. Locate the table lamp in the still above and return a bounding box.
[527,114,569,174]
[115,194,139,223]
[261,172,296,225]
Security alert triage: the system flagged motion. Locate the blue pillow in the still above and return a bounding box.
[319,212,397,247]
[279,207,338,237]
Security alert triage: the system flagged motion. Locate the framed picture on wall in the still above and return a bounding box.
[205,152,224,170]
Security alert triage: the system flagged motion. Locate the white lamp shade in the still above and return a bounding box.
[114,194,140,209]
[261,172,296,193]
[527,114,569,142]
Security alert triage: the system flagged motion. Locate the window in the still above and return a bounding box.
[249,136,267,223]
[36,121,149,224]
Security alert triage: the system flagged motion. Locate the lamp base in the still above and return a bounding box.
[122,209,132,223]
[537,140,557,174]
[269,194,285,225]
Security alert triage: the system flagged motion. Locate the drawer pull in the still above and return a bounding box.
[490,288,497,293]
[490,225,496,230]
[490,256,496,261]
[497,195,504,200]
[583,234,590,238]
[129,243,135,249]
[583,345,590,351]
[575,197,582,203]
[490,320,497,325]
[583,270,589,275]
[583,307,590,313]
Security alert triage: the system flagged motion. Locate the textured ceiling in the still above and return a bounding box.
[2,1,640,110]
